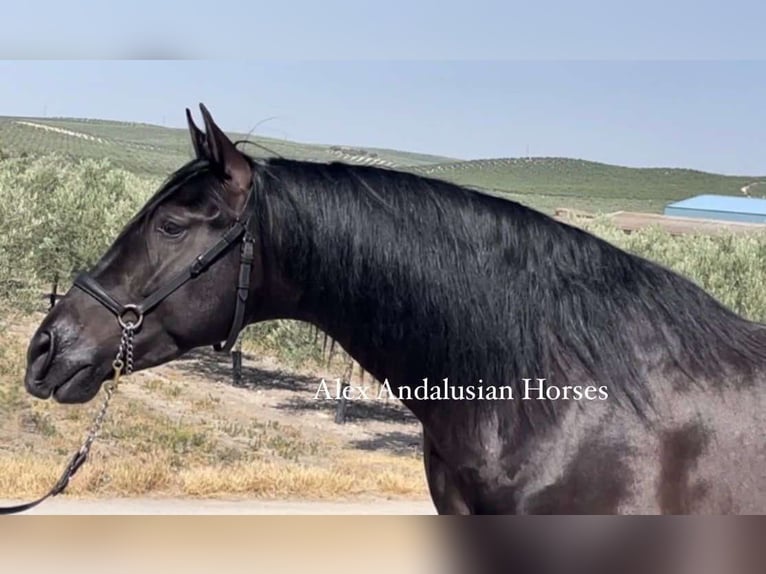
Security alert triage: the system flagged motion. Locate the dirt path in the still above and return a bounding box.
[0,497,435,515]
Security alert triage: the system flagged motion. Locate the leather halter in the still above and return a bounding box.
[73,183,257,354]
[0,176,258,515]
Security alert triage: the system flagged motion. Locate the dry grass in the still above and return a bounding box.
[0,312,426,501]
[179,453,424,499]
[0,453,425,500]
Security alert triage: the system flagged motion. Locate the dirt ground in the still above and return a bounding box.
[134,345,424,458]
[7,314,423,457]
[1,313,430,505]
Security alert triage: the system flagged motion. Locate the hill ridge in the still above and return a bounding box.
[2,115,764,215]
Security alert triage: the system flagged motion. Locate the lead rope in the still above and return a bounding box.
[77,324,134,460]
[0,322,135,515]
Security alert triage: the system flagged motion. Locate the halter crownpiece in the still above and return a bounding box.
[73,180,257,355]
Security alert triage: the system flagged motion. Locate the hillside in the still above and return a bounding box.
[1,115,764,215]
[0,116,455,177]
[415,158,766,214]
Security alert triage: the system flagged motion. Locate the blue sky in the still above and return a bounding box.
[2,1,765,60]
[2,61,764,175]
[1,1,765,174]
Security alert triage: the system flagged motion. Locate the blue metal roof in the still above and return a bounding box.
[666,194,766,216]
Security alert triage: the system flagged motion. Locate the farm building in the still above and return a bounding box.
[664,195,766,224]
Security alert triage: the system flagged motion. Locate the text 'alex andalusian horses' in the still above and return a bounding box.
[24,105,766,514]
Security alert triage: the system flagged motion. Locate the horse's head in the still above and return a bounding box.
[24,105,263,403]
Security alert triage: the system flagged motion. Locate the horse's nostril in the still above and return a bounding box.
[28,330,55,382]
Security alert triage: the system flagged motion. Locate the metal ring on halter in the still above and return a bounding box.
[117,304,143,330]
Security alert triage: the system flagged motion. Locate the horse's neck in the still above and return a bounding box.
[259,203,432,391]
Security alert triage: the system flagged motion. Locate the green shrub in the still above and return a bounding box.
[582,220,766,322]
[0,154,158,308]
[4,153,766,369]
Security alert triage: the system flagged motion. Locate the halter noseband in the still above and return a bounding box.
[73,183,257,354]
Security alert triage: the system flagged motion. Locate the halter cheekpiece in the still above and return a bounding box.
[73,178,258,354]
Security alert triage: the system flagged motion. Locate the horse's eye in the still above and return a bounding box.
[158,220,186,238]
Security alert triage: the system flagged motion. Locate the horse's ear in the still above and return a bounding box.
[198,103,252,211]
[186,108,208,159]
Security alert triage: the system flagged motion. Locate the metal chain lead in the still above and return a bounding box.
[82,324,134,450]
[56,323,135,492]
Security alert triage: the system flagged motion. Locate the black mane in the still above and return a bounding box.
[246,157,766,421]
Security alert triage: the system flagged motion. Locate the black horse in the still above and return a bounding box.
[23,105,765,514]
